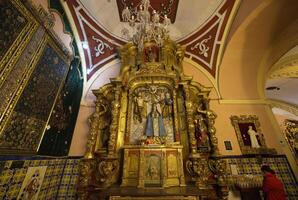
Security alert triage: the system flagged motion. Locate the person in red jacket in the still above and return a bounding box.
[261,165,286,200]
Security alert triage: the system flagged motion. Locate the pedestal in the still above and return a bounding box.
[121,145,185,188]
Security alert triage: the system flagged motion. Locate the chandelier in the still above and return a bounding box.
[121,0,171,52]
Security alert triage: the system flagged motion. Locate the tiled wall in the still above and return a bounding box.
[0,157,80,200]
[222,155,297,200]
[0,155,297,199]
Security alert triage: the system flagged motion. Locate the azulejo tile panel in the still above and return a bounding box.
[0,155,296,199]
[0,157,80,200]
[223,155,297,199]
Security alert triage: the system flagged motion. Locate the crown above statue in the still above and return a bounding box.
[121,0,171,52]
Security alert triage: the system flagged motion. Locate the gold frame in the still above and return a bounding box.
[230,115,276,154]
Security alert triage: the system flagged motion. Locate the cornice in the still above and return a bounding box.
[267,99,298,117]
[269,54,298,79]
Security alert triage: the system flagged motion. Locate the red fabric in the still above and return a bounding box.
[262,173,286,200]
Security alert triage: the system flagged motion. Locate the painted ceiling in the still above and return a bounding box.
[65,0,238,83]
[63,0,298,112]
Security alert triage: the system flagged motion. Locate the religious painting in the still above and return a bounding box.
[17,166,47,200]
[230,115,276,154]
[144,154,161,186]
[129,85,174,144]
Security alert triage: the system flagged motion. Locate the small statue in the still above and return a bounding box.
[133,91,147,123]
[194,115,210,150]
[247,126,260,148]
[95,96,110,149]
[145,104,166,137]
[162,92,173,120]
[122,7,131,22]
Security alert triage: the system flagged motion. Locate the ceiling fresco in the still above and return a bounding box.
[66,0,239,84]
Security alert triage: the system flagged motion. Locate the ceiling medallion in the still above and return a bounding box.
[121,0,172,51]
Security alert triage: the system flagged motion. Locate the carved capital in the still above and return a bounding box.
[96,158,120,187]
[78,159,96,188]
[209,159,227,185]
[186,158,212,188]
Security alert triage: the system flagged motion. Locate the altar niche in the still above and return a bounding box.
[128,85,175,144]
[78,39,228,199]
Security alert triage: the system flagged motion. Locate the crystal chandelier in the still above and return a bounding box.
[121,0,171,52]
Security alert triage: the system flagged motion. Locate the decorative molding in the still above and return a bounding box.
[267,98,298,117]
[218,99,267,105]
[178,0,240,77]
[269,54,298,79]
[92,36,113,57]
[190,35,212,58]
[65,0,240,82]
[66,0,125,80]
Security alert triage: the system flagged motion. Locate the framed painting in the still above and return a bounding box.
[230,115,276,154]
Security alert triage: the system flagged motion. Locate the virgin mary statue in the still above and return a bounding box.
[145,104,166,137]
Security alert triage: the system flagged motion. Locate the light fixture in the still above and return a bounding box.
[121,0,171,52]
[266,86,280,91]
[81,41,89,50]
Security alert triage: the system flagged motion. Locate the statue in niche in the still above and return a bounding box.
[130,85,174,144]
[194,115,210,151]
[144,45,159,62]
[162,92,173,120]
[247,125,260,148]
[195,99,218,153]
[145,104,166,137]
[95,96,110,149]
[133,91,148,123]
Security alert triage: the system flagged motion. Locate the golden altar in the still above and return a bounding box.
[77,2,228,199]
[121,145,185,188]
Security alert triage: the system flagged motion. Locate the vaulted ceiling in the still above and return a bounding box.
[60,0,298,115]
